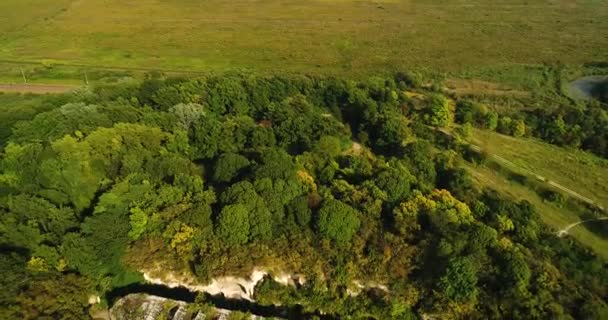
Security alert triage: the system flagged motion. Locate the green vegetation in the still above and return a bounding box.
[1,74,607,319]
[473,129,608,209]
[0,0,607,81]
[1,0,607,318]
[0,93,57,144]
[464,163,608,260]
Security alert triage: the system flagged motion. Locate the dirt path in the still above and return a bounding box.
[557,217,608,237]
[0,83,79,94]
[471,139,608,235]
[471,144,600,208]
[443,128,604,211]
[444,79,529,98]
[437,127,608,237]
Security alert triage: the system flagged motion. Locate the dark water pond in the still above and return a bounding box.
[567,75,608,101]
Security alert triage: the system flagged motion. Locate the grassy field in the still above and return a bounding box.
[468,128,608,259]
[473,129,608,210]
[465,163,608,260]
[0,0,607,81]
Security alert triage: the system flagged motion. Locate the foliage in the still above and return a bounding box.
[425,94,451,127]
[0,74,606,319]
[212,153,251,183]
[438,257,478,302]
[15,273,92,320]
[216,204,250,246]
[316,199,361,245]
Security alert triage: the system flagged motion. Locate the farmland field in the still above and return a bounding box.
[1,0,607,78]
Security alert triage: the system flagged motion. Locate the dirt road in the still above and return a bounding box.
[441,128,604,211]
[557,217,608,237]
[0,83,78,94]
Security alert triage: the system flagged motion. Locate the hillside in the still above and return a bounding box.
[1,0,607,319]
[1,74,607,319]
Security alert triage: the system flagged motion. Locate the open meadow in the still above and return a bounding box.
[1,0,607,81]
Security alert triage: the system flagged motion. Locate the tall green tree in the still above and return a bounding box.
[216,204,250,246]
[316,199,361,245]
[212,153,250,183]
[425,94,451,127]
[438,256,479,302]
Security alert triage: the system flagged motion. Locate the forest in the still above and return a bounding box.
[0,73,607,319]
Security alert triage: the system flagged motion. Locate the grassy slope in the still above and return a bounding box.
[467,129,608,259]
[465,163,608,260]
[473,129,608,210]
[0,0,607,79]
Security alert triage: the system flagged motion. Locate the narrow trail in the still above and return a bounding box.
[557,217,608,237]
[0,83,78,94]
[469,143,600,208]
[472,140,608,236]
[437,127,608,238]
[455,130,604,211]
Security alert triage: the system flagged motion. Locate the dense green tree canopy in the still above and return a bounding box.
[216,204,251,246]
[316,199,361,245]
[0,73,605,319]
[212,152,251,183]
[438,256,479,302]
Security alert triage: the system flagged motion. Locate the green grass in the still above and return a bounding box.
[467,128,608,259]
[0,0,607,80]
[465,163,608,261]
[473,129,608,210]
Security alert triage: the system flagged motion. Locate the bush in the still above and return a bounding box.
[540,189,566,207]
[484,111,499,130]
[463,146,489,165]
[498,116,513,135]
[395,71,423,89]
[512,119,526,137]
[425,94,451,127]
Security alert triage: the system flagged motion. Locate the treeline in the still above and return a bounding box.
[454,97,608,158]
[0,73,606,319]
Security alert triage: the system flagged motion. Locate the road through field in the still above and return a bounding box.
[468,143,601,210]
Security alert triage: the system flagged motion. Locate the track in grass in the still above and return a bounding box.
[0,83,78,94]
